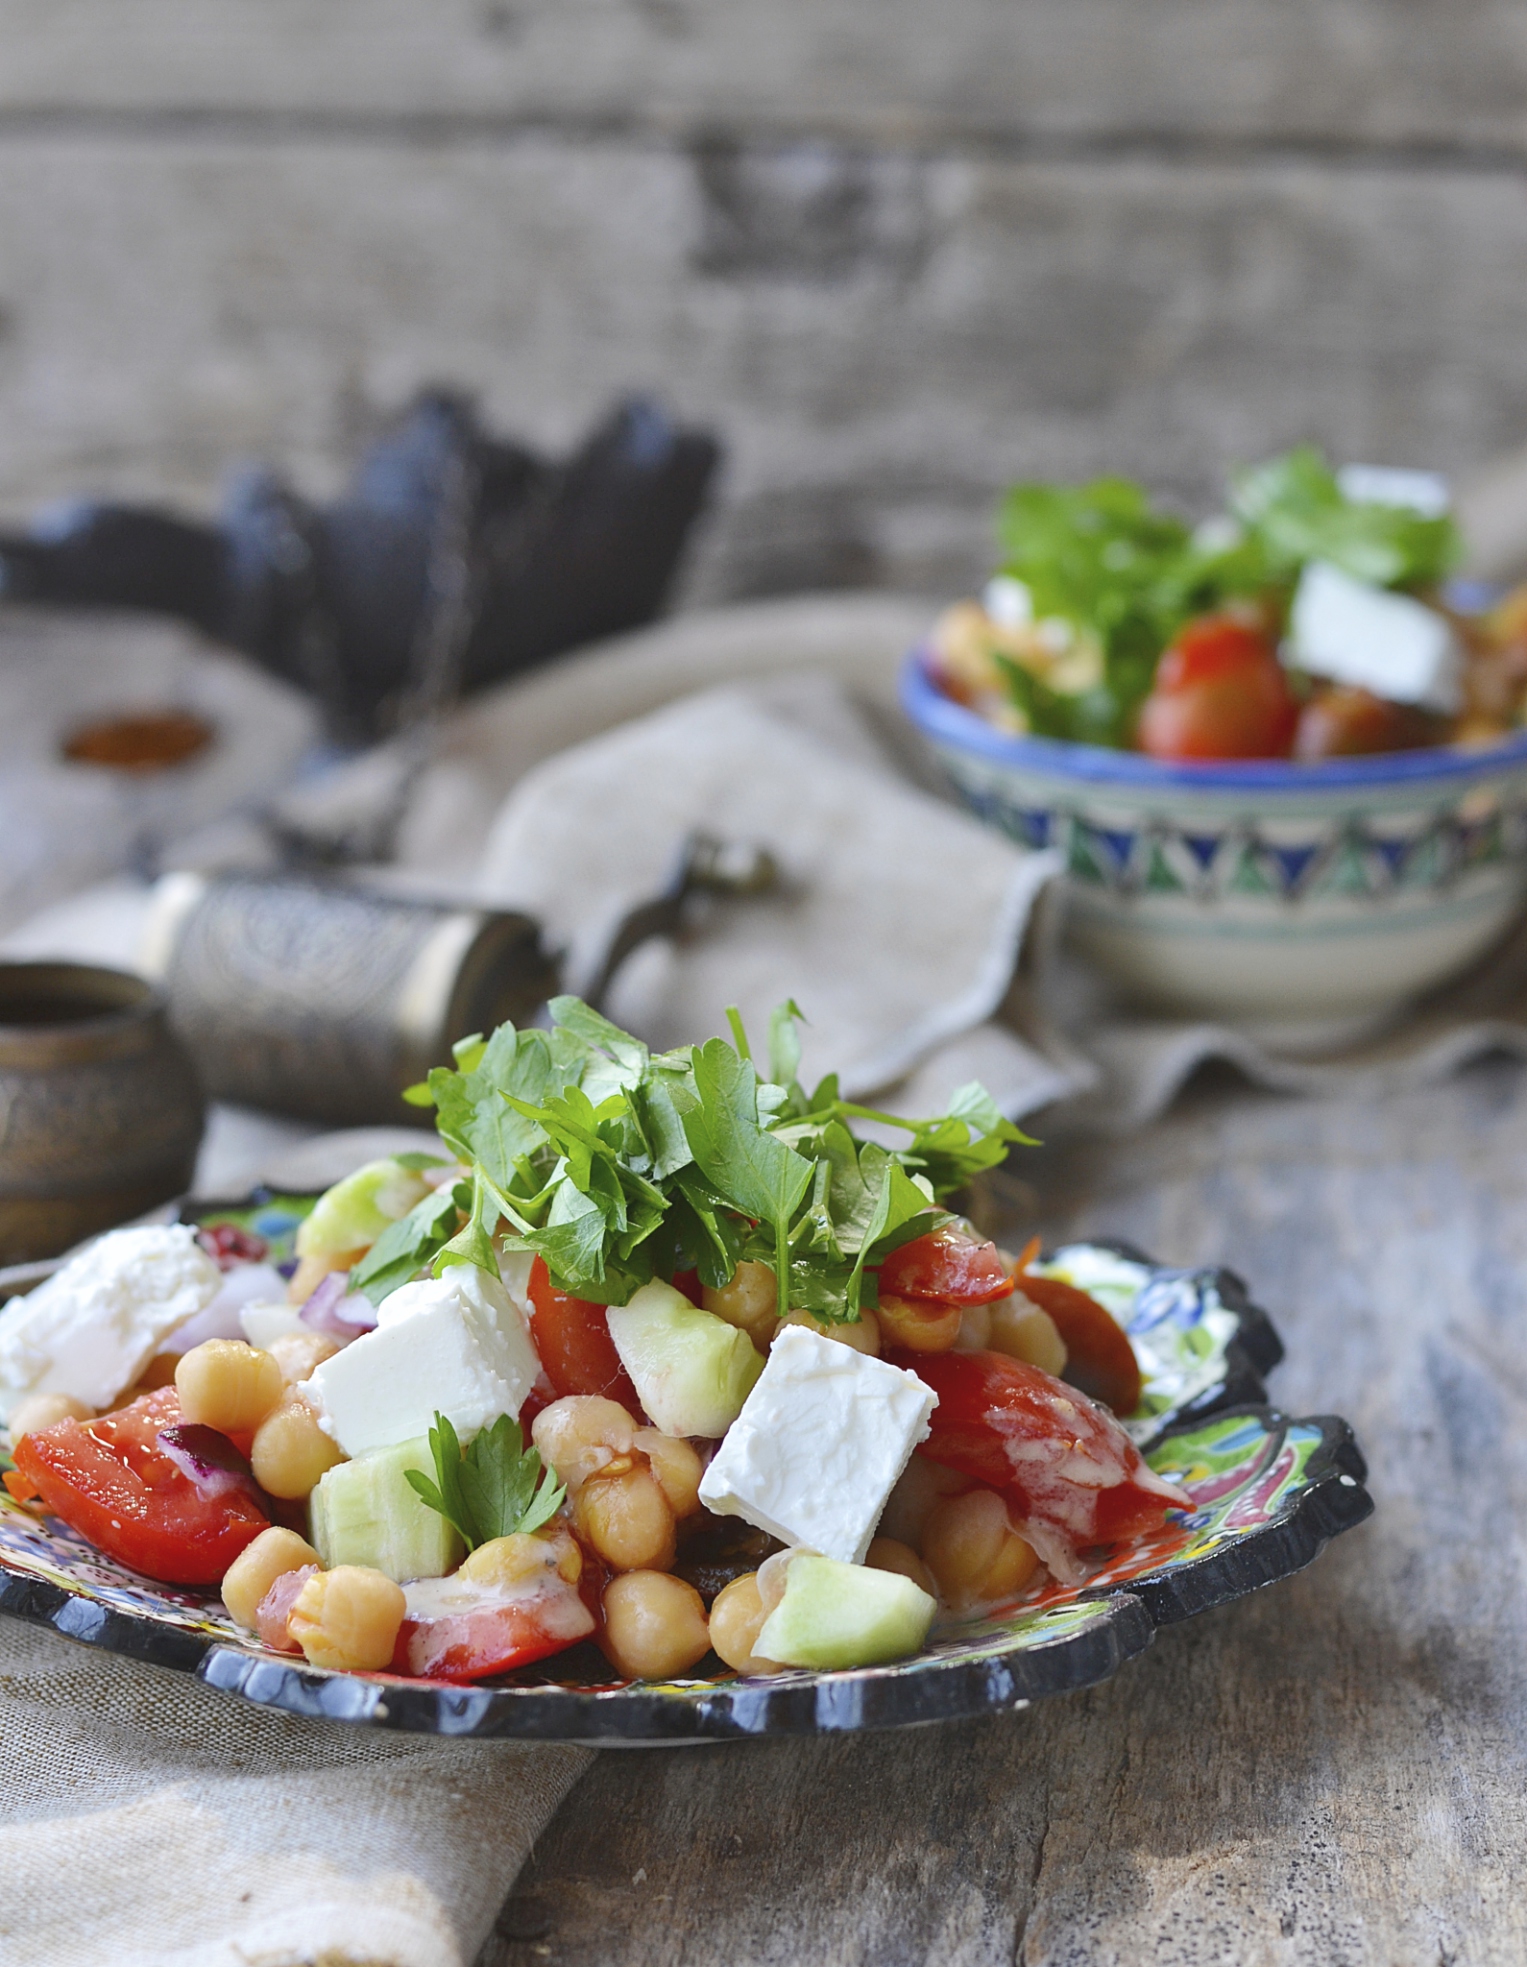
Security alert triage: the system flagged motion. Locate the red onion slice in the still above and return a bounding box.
[299,1270,376,1342]
[156,1424,262,1502]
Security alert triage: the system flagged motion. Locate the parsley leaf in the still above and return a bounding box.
[350,1184,462,1306]
[405,1411,566,1552]
[682,1038,814,1316]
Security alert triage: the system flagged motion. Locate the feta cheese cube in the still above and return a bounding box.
[0,1224,220,1419]
[308,1265,541,1457]
[1287,560,1463,713]
[697,1326,938,1564]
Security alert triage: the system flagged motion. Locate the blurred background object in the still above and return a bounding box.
[2,5,1527,598]
[0,393,720,741]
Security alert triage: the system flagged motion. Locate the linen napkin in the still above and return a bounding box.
[475,684,1072,1117]
[0,1616,590,1967]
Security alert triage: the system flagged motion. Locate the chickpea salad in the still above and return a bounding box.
[932,448,1527,763]
[0,998,1180,1685]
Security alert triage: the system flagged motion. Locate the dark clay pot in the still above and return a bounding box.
[0,963,205,1261]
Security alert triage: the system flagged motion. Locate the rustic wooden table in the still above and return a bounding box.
[479,1062,1524,1966]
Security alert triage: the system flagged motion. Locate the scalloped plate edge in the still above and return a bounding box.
[0,1405,1372,1743]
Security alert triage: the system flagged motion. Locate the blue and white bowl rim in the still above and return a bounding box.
[900,645,1527,793]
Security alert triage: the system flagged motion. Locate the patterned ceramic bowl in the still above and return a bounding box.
[902,647,1527,1031]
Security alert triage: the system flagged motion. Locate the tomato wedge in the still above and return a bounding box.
[10,1386,270,1586]
[895,1349,1179,1584]
[395,1562,595,1681]
[876,1229,1013,1307]
[1011,1268,1142,1417]
[526,1257,643,1413]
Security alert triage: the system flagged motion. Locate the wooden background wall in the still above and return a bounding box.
[4,2,1527,603]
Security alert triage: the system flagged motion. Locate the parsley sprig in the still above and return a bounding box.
[377,996,1027,1325]
[405,1412,566,1551]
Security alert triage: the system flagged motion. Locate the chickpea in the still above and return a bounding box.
[876,1454,969,1548]
[707,1573,783,1675]
[461,1527,582,1589]
[532,1395,636,1494]
[954,1304,992,1351]
[250,1392,346,1499]
[866,1536,938,1599]
[702,1260,778,1348]
[288,1564,406,1672]
[601,1571,710,1679]
[175,1340,284,1434]
[265,1329,340,1385]
[988,1294,1067,1377]
[776,1307,881,1356]
[286,1249,365,1307]
[574,1460,676,1572]
[876,1292,962,1354]
[221,1526,321,1632]
[8,1391,91,1441]
[921,1488,1039,1610]
[633,1429,703,1519]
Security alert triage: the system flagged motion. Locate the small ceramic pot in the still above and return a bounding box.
[0,963,204,1262]
[902,648,1527,1033]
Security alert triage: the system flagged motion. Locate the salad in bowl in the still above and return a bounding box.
[0,998,1285,1701]
[906,452,1527,1026]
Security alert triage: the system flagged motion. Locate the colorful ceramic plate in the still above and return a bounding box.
[0,1197,1372,1741]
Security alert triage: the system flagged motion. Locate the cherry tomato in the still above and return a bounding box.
[875,1229,1012,1307]
[394,1567,596,1682]
[1010,1267,1142,1416]
[1293,685,1441,760]
[1137,615,1298,761]
[10,1387,270,1586]
[895,1349,1179,1583]
[526,1257,643,1413]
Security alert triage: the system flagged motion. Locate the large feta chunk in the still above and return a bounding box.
[0,1224,220,1420]
[1287,560,1463,712]
[697,1326,937,1564]
[307,1264,540,1457]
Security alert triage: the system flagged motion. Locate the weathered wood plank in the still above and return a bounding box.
[4,1,1527,154]
[480,1062,1527,1965]
[1,141,1524,599]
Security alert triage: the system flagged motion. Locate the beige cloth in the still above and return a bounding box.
[0,1617,590,1967]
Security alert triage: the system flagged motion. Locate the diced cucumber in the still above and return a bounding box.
[309,1437,463,1583]
[295,1158,439,1259]
[606,1282,764,1437]
[756,1553,936,1669]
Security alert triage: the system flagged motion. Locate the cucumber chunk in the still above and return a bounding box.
[606,1282,764,1437]
[309,1436,463,1583]
[756,1553,936,1670]
[295,1158,440,1259]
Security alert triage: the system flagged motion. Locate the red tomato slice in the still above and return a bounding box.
[895,1349,1179,1584]
[11,1387,270,1586]
[526,1257,644,1413]
[875,1229,1013,1307]
[1137,614,1298,761]
[1011,1269,1143,1417]
[394,1567,596,1682]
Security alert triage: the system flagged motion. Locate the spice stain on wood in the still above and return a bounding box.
[481,1060,1527,1964]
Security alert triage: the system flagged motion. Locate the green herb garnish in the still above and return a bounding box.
[388,995,1026,1325]
[988,447,1463,743]
[405,1411,566,1552]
